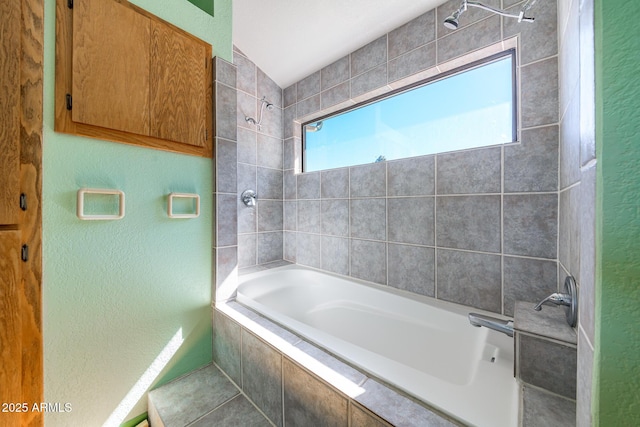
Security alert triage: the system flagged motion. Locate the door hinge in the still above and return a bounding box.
[21,245,29,262]
[20,193,27,211]
[66,94,72,110]
[68,0,73,9]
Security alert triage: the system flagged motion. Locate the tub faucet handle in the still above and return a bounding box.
[532,276,578,327]
[533,292,572,311]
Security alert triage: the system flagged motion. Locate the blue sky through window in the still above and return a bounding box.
[304,54,514,172]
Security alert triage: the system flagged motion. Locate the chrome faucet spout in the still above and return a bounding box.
[468,313,514,337]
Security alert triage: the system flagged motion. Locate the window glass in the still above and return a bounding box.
[303,52,515,172]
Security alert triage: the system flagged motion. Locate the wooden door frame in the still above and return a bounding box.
[1,0,44,425]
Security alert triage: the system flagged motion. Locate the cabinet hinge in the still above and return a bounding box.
[20,193,27,211]
[68,0,73,9]
[66,94,72,110]
[21,245,29,262]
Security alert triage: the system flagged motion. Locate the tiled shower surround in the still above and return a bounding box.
[277,0,561,319]
[213,0,596,424]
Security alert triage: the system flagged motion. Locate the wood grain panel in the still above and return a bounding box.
[20,0,44,424]
[0,0,21,225]
[55,0,213,157]
[150,20,207,147]
[72,0,151,135]
[0,230,22,426]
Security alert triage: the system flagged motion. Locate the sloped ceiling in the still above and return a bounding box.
[233,0,451,89]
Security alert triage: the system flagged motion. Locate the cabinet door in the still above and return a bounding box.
[72,0,151,135]
[0,0,21,225]
[150,21,208,147]
[0,230,22,419]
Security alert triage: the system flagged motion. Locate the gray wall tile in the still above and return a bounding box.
[237,127,257,165]
[238,199,257,235]
[284,201,297,231]
[238,233,256,268]
[388,244,435,297]
[257,133,283,170]
[388,10,436,59]
[504,126,559,193]
[322,81,351,109]
[216,138,237,193]
[283,358,349,427]
[258,201,283,232]
[437,147,501,194]
[234,53,256,95]
[260,103,283,139]
[257,67,282,108]
[297,171,321,199]
[215,246,238,301]
[387,155,435,196]
[521,386,576,427]
[322,55,350,90]
[283,84,296,108]
[437,249,502,313]
[257,232,283,264]
[521,57,559,128]
[388,43,436,83]
[504,194,557,259]
[284,231,297,262]
[321,199,349,237]
[558,184,581,282]
[298,200,321,234]
[217,194,238,247]
[388,197,434,245]
[350,163,386,197]
[284,105,296,139]
[215,83,238,140]
[351,64,388,99]
[503,0,558,65]
[351,403,393,427]
[350,199,386,241]
[242,330,283,426]
[576,334,593,427]
[579,164,596,343]
[212,309,242,385]
[297,94,321,118]
[519,334,577,399]
[257,167,283,200]
[436,195,501,252]
[321,236,350,276]
[284,170,297,200]
[350,239,386,284]
[351,35,387,76]
[437,15,501,63]
[321,168,350,198]
[297,233,321,268]
[297,71,321,101]
[503,256,558,316]
[214,57,237,88]
[560,87,581,188]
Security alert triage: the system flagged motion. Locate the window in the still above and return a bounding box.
[303,50,516,172]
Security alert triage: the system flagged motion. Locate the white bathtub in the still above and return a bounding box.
[237,265,518,427]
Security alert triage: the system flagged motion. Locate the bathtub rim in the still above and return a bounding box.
[213,299,463,427]
[233,263,519,427]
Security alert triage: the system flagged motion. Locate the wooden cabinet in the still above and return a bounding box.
[0,0,21,225]
[56,0,213,157]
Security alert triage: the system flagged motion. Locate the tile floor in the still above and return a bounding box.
[148,364,271,427]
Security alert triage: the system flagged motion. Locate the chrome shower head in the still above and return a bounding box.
[265,102,274,111]
[443,0,536,28]
[443,11,460,30]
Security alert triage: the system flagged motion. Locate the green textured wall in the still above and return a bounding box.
[595,0,640,424]
[42,0,232,425]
